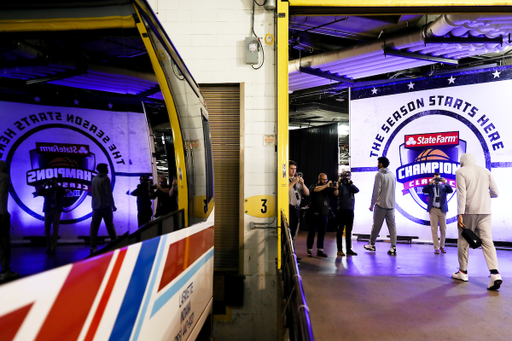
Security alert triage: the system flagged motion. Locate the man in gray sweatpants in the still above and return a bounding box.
[364,157,397,255]
[452,153,502,290]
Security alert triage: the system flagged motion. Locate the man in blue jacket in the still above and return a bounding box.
[422,172,453,254]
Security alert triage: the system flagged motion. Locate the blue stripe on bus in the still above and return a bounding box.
[132,234,168,341]
[108,237,160,341]
[150,247,214,318]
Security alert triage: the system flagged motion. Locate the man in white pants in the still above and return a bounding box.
[452,153,502,290]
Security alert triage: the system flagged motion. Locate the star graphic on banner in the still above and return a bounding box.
[74,99,79,105]
[108,103,113,109]
[448,76,456,84]
[34,96,40,102]
[493,70,501,78]
[371,87,378,95]
[408,82,415,89]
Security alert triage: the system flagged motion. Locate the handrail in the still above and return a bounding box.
[280,210,315,341]
[90,209,185,257]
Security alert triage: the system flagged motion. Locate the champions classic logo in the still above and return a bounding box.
[0,110,127,223]
[27,142,97,212]
[396,131,463,210]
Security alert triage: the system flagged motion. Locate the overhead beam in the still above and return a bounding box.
[25,66,88,85]
[299,66,354,83]
[383,48,458,65]
[425,36,503,44]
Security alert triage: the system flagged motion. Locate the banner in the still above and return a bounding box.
[0,101,152,241]
[350,67,512,242]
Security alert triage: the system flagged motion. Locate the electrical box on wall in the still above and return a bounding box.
[245,37,259,65]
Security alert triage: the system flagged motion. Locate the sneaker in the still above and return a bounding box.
[307,250,313,257]
[452,270,469,282]
[387,246,397,256]
[434,249,439,254]
[0,270,19,281]
[440,247,446,253]
[337,251,345,257]
[296,256,302,261]
[347,249,358,256]
[364,244,376,252]
[90,247,97,255]
[488,273,503,291]
[316,251,328,258]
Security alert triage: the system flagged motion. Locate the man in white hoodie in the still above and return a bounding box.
[364,157,397,255]
[452,153,501,290]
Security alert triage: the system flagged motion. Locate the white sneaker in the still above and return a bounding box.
[387,246,397,256]
[488,273,503,291]
[452,270,469,282]
[364,244,376,252]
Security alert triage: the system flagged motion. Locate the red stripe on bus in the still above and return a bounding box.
[83,248,128,341]
[35,254,113,341]
[158,227,214,292]
[0,303,33,341]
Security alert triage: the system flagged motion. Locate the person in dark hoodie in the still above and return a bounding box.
[335,171,359,257]
[0,160,18,281]
[364,157,398,255]
[89,163,117,254]
[37,176,66,255]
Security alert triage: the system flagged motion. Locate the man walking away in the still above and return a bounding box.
[452,153,501,290]
[90,163,117,254]
[364,157,397,255]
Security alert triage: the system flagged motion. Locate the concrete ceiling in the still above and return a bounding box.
[289,13,512,128]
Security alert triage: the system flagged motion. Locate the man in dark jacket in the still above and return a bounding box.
[37,177,66,255]
[0,160,18,281]
[307,173,338,258]
[89,163,117,254]
[128,176,153,227]
[336,171,359,256]
[422,172,453,254]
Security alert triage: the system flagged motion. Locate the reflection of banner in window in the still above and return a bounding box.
[0,100,152,240]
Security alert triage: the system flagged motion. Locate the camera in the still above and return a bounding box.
[341,178,350,185]
[297,172,303,178]
[434,177,444,183]
[329,181,337,188]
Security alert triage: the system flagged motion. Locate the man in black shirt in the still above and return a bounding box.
[37,177,66,255]
[307,173,338,257]
[336,171,359,257]
[128,176,153,227]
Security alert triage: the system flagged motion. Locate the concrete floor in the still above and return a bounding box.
[295,231,512,341]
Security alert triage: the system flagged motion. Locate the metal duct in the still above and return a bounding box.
[289,14,512,92]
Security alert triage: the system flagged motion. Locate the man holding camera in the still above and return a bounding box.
[307,173,338,257]
[336,171,359,257]
[37,176,66,255]
[422,172,453,254]
[128,175,154,227]
[288,160,309,240]
[364,157,397,255]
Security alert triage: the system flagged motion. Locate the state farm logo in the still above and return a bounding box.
[396,131,464,211]
[36,142,90,156]
[405,131,459,148]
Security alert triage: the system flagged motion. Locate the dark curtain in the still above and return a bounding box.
[290,123,339,231]
[290,123,339,188]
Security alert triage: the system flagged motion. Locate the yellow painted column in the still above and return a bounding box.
[276,0,289,270]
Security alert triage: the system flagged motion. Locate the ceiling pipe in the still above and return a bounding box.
[289,13,512,91]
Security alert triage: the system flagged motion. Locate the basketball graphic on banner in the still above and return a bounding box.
[415,149,451,162]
